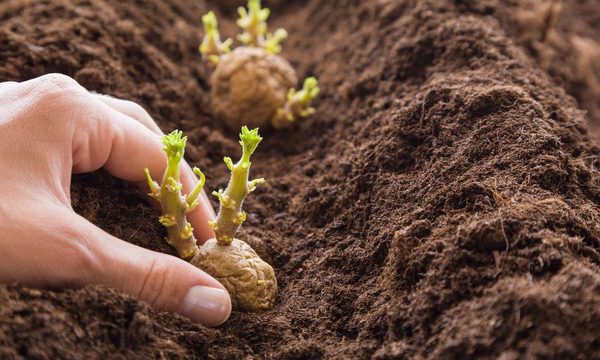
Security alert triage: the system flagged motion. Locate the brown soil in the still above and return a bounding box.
[1,0,600,359]
[493,0,600,133]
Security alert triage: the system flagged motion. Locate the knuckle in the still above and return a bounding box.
[37,73,81,94]
[67,240,102,283]
[30,73,87,109]
[47,221,102,285]
[137,257,179,309]
[25,75,98,129]
[126,101,156,128]
[126,101,147,116]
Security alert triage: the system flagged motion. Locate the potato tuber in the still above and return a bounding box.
[192,236,276,311]
[211,46,297,130]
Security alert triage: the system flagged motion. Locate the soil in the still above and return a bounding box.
[1,0,600,359]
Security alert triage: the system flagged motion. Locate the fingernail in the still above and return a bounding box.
[180,286,232,327]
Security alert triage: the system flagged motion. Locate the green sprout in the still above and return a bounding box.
[264,28,288,55]
[209,126,265,245]
[236,0,269,47]
[199,11,233,65]
[145,130,206,260]
[237,0,287,54]
[272,77,320,129]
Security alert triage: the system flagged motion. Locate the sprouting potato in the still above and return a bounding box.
[199,0,320,130]
[145,127,277,312]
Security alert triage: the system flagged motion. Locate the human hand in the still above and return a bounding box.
[0,74,231,326]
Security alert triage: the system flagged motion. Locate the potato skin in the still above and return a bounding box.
[190,238,277,311]
[211,47,297,130]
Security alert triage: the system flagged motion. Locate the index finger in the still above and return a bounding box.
[74,97,216,242]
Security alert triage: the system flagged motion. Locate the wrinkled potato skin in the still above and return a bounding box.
[211,47,297,130]
[191,238,277,311]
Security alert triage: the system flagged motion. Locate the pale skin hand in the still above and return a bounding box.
[0,74,231,327]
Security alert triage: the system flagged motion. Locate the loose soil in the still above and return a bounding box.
[1,0,600,359]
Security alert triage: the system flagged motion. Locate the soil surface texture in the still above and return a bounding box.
[1,0,600,359]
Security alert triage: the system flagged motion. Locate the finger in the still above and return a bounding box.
[0,200,101,288]
[93,93,162,134]
[0,204,232,327]
[86,216,232,327]
[71,104,165,182]
[0,80,18,91]
[71,100,216,241]
[88,95,216,241]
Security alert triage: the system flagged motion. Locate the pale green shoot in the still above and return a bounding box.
[272,77,320,128]
[237,0,287,53]
[209,126,266,245]
[264,28,288,55]
[237,0,269,46]
[145,130,206,259]
[199,11,233,65]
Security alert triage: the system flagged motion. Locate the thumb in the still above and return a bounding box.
[77,215,232,327]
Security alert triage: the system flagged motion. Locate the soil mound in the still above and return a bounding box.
[1,0,599,359]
